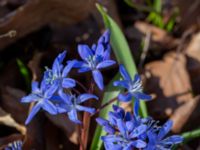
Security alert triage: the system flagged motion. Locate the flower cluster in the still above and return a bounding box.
[96,65,183,150]
[96,105,183,150]
[73,30,116,90]
[20,30,183,150]
[21,31,115,125]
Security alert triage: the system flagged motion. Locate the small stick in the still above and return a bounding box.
[80,82,94,150]
[93,96,118,115]
[76,80,88,93]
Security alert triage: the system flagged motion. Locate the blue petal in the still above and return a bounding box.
[134,99,140,117]
[78,66,91,73]
[118,93,132,102]
[78,44,93,61]
[59,92,72,105]
[25,103,41,124]
[134,92,152,101]
[70,60,85,68]
[130,124,147,138]
[133,74,141,83]
[162,135,183,145]
[125,112,132,121]
[126,121,134,132]
[96,117,108,126]
[62,78,76,88]
[76,105,95,114]
[98,30,110,44]
[68,109,81,124]
[56,51,67,63]
[62,60,76,77]
[44,83,58,98]
[91,44,96,51]
[117,119,127,137]
[92,70,104,90]
[113,80,129,89]
[56,106,68,113]
[103,48,111,60]
[96,60,116,69]
[40,77,48,91]
[123,144,132,150]
[42,100,57,115]
[104,143,122,150]
[31,81,39,92]
[104,126,116,135]
[119,65,131,81]
[131,140,147,148]
[108,112,118,126]
[52,59,61,75]
[21,94,39,103]
[157,120,173,140]
[95,44,104,57]
[101,135,123,143]
[112,105,125,118]
[77,93,98,103]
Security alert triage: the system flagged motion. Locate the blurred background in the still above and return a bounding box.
[0,0,200,149]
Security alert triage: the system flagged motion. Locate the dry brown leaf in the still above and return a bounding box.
[144,52,192,119]
[174,0,200,30]
[0,107,26,135]
[28,52,44,81]
[0,86,28,123]
[0,0,95,49]
[170,96,200,133]
[186,32,200,94]
[45,113,79,144]
[133,21,179,50]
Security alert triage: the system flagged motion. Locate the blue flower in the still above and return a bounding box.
[21,81,58,124]
[145,120,183,150]
[58,93,98,124]
[5,140,22,150]
[97,106,183,150]
[96,105,147,150]
[74,30,116,90]
[43,51,76,96]
[113,65,152,115]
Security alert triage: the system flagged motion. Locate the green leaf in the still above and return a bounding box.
[16,59,31,90]
[91,74,120,150]
[90,3,148,150]
[153,0,161,13]
[182,127,200,142]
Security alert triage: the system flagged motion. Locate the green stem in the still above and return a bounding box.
[182,127,200,142]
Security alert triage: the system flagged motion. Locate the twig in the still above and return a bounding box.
[138,31,151,71]
[80,82,94,150]
[76,80,88,93]
[0,30,16,39]
[93,96,118,116]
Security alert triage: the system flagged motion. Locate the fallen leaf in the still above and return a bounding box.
[186,32,200,94]
[170,96,200,133]
[144,52,192,119]
[0,107,26,135]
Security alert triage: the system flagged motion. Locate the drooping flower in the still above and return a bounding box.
[96,105,147,150]
[113,64,151,115]
[73,30,116,90]
[43,51,76,96]
[145,120,183,150]
[21,81,58,124]
[5,140,23,150]
[58,93,98,124]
